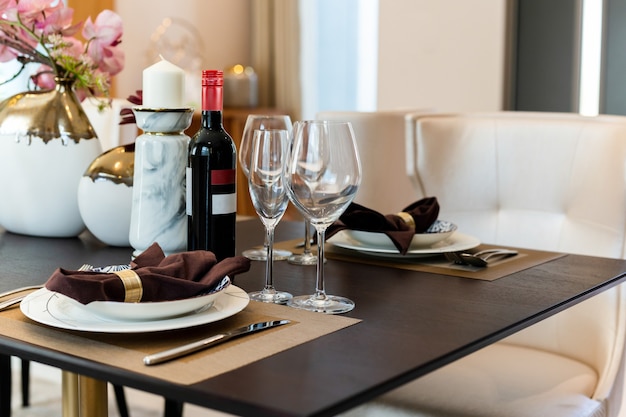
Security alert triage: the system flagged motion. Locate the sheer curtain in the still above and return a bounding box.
[251,0,302,120]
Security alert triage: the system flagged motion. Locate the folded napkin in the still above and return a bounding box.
[326,197,440,255]
[45,243,251,304]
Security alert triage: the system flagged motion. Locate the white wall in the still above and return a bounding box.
[114,0,252,103]
[112,0,508,112]
[377,0,509,112]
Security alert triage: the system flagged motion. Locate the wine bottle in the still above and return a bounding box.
[187,70,237,260]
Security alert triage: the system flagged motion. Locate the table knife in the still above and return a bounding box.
[143,319,290,365]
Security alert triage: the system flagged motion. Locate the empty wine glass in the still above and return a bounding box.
[285,120,361,314]
[239,115,293,261]
[247,129,293,304]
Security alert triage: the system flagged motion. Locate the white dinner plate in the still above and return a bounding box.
[20,285,250,333]
[85,276,231,321]
[329,230,480,258]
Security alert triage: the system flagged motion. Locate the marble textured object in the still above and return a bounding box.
[129,108,193,257]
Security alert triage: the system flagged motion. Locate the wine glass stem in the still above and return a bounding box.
[303,220,312,255]
[262,227,270,250]
[264,225,277,292]
[314,227,327,299]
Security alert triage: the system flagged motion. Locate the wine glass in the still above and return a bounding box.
[239,115,293,261]
[287,220,319,265]
[284,120,361,314]
[247,129,293,304]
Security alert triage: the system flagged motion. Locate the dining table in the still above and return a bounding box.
[1,217,626,417]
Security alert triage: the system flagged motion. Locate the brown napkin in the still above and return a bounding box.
[45,243,251,304]
[326,197,440,255]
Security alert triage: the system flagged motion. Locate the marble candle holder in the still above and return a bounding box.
[129,107,193,257]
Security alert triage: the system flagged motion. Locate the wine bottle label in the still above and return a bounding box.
[210,168,236,214]
[212,193,237,214]
[186,167,192,216]
[186,167,236,216]
[211,168,236,186]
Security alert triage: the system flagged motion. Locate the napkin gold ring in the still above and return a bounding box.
[396,212,416,229]
[114,269,143,303]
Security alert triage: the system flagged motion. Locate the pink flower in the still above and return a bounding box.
[16,0,62,28]
[55,36,84,59]
[0,2,124,104]
[40,6,80,36]
[83,10,123,47]
[31,65,55,89]
[0,42,17,62]
[0,0,16,14]
[95,44,124,75]
[83,10,124,76]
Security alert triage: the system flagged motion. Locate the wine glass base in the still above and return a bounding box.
[249,290,293,304]
[242,248,292,261]
[287,253,319,265]
[287,294,355,314]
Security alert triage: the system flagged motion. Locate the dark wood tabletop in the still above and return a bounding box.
[1,219,625,417]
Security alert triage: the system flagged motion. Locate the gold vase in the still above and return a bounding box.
[0,78,102,237]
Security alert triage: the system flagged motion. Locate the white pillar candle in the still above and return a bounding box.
[142,58,185,108]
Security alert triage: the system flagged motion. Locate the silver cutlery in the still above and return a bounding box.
[445,249,518,267]
[0,263,93,312]
[473,248,518,261]
[143,319,291,366]
[0,284,46,312]
[0,285,44,299]
[445,251,487,267]
[0,294,30,312]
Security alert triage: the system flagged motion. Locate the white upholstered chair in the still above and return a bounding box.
[344,111,626,417]
[315,110,425,213]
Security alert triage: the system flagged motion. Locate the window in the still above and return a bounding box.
[300,0,379,119]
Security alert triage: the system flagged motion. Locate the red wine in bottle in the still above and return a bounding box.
[187,70,236,260]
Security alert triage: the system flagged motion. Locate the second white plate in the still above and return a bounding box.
[329,231,480,258]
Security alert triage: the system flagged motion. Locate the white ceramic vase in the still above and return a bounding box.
[0,79,102,237]
[78,144,134,247]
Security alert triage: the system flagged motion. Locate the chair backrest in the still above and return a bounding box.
[316,110,425,214]
[405,111,626,400]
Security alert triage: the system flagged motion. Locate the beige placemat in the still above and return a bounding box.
[275,239,566,281]
[1,300,360,385]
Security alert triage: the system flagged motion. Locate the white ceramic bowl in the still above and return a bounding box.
[83,276,231,321]
[344,220,457,250]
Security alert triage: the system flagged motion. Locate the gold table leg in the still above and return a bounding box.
[62,371,108,417]
[62,371,79,417]
[79,375,108,417]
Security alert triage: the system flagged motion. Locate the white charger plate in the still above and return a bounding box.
[86,276,231,321]
[344,220,458,249]
[329,230,480,258]
[20,285,250,333]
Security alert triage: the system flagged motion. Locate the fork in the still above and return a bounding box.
[444,251,487,267]
[472,248,518,261]
[0,263,93,312]
[445,249,518,267]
